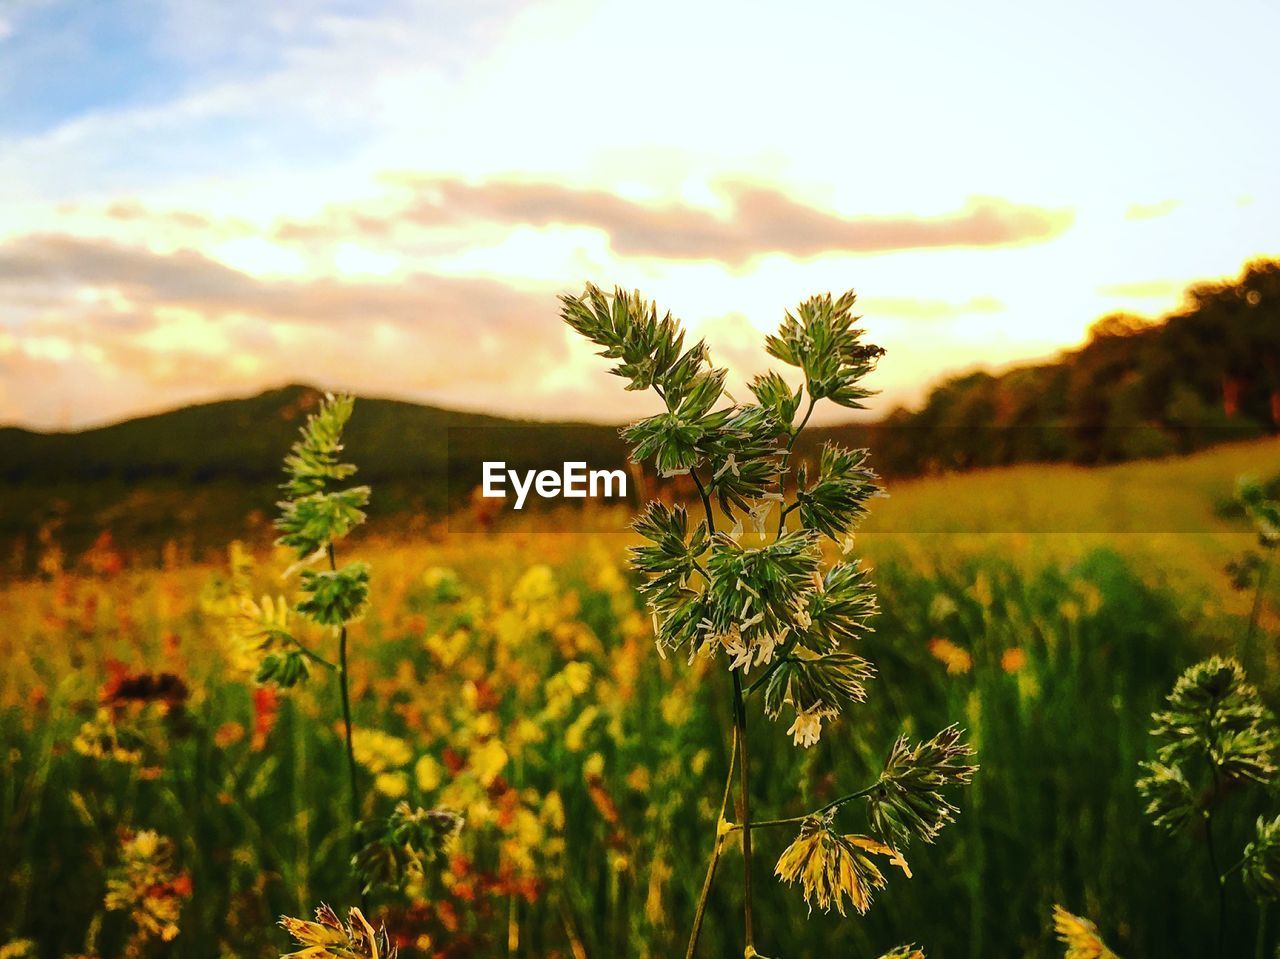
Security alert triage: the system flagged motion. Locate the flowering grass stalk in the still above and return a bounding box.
[1052,905,1120,959]
[221,393,460,947]
[270,393,372,867]
[562,285,976,957]
[1138,655,1280,959]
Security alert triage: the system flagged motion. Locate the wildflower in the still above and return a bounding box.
[351,728,414,775]
[104,830,192,947]
[564,707,598,753]
[763,650,874,748]
[72,710,143,765]
[1147,656,1276,788]
[1244,814,1280,902]
[1238,475,1280,547]
[774,817,908,916]
[1000,648,1027,674]
[512,564,557,607]
[214,721,246,748]
[1135,761,1197,833]
[928,638,972,675]
[867,725,977,848]
[563,284,968,951]
[374,772,409,799]
[280,905,395,959]
[1052,905,1118,959]
[470,738,509,786]
[415,754,444,792]
[252,686,280,750]
[878,948,925,959]
[0,941,35,959]
[353,802,464,894]
[100,665,189,715]
[785,707,832,748]
[422,566,463,602]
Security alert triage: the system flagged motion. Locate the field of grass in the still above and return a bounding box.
[2,438,1278,958]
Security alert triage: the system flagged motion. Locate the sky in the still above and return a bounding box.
[0,0,1277,430]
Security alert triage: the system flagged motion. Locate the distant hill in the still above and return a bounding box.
[856,259,1280,474]
[0,385,629,567]
[4,259,1278,572]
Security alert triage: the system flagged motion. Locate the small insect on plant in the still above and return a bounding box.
[562,285,977,959]
[220,394,460,956]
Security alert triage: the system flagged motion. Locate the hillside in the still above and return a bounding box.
[5,257,1280,570]
[861,259,1280,474]
[0,385,628,566]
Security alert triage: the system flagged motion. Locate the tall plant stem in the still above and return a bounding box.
[732,670,755,953]
[685,727,737,959]
[725,783,880,832]
[328,544,363,868]
[776,395,817,537]
[1205,804,1226,959]
[1257,903,1269,959]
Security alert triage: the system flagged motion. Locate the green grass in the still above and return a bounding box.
[2,440,1278,957]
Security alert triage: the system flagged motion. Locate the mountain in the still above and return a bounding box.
[0,385,629,568]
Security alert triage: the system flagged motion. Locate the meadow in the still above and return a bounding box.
[2,436,1278,959]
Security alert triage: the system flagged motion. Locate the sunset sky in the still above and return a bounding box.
[1,0,1278,429]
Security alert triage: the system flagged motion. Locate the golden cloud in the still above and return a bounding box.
[277,178,1073,265]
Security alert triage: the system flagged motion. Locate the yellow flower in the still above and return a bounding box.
[374,771,409,799]
[414,755,444,793]
[626,766,651,793]
[103,830,192,948]
[511,717,546,748]
[565,706,599,752]
[541,791,566,831]
[0,940,35,959]
[877,947,925,959]
[470,738,508,787]
[774,818,910,916]
[351,729,413,774]
[786,707,836,748]
[280,904,395,959]
[1052,905,1118,959]
[72,710,142,765]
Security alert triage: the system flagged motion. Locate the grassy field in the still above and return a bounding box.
[2,438,1278,958]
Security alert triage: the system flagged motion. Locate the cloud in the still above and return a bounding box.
[278,178,1073,266]
[0,232,571,427]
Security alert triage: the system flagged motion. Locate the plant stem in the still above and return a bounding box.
[743,651,792,696]
[776,394,816,537]
[732,670,755,953]
[685,727,737,959]
[725,782,880,831]
[1205,805,1226,959]
[295,643,339,672]
[691,471,717,535]
[1256,902,1268,959]
[328,542,364,901]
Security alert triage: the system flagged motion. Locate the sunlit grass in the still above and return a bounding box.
[2,437,1278,957]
